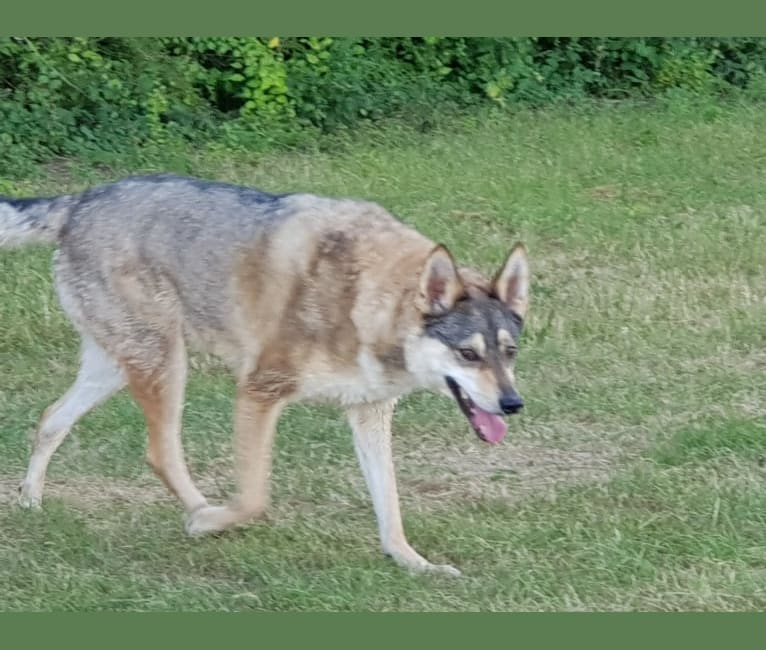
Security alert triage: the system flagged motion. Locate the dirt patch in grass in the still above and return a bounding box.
[0,433,623,518]
[0,474,172,510]
[395,437,623,511]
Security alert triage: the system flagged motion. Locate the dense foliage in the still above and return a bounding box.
[2,37,765,176]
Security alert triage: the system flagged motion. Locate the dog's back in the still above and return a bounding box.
[4,174,433,379]
[52,174,298,363]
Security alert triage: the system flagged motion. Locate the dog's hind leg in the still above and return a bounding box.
[185,389,285,536]
[19,336,126,508]
[124,336,208,517]
[346,400,461,577]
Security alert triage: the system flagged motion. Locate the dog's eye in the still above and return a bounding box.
[458,348,480,362]
[505,347,518,359]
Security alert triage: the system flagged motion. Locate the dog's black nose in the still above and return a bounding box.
[499,395,524,415]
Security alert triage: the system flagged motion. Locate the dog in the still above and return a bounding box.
[1,174,529,576]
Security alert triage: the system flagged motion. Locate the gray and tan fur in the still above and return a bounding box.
[1,174,530,576]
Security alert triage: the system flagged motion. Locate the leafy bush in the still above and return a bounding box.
[1,37,765,176]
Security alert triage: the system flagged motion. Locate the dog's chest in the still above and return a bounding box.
[296,346,417,406]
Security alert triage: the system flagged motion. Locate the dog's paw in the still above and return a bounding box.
[386,544,462,578]
[424,563,462,578]
[185,505,232,537]
[17,482,42,510]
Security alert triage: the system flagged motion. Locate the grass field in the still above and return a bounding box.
[1,98,765,611]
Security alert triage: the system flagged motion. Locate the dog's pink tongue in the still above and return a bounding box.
[470,407,507,444]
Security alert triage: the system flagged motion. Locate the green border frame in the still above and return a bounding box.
[3,0,766,642]
[3,612,766,646]
[2,1,766,36]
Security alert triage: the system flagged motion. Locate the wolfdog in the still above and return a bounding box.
[1,174,530,576]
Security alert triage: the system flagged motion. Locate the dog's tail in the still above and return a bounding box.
[0,193,77,247]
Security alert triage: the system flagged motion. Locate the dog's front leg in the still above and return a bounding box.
[346,400,461,577]
[185,391,285,536]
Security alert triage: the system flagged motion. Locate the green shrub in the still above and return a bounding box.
[1,37,765,177]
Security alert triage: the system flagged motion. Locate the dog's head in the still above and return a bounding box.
[405,243,530,444]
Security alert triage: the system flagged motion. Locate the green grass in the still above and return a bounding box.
[1,99,766,611]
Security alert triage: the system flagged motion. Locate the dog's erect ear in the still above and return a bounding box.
[492,243,530,318]
[417,245,464,315]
